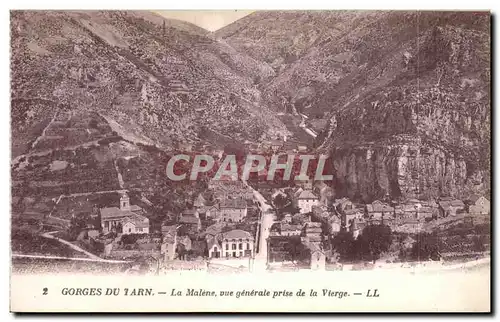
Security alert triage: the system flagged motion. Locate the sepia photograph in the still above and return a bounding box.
[9,9,491,312]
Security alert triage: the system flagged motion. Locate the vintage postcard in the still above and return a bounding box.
[10,10,491,312]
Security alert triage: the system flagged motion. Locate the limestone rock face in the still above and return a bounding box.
[331,140,488,202]
[312,14,491,202]
[218,11,490,201]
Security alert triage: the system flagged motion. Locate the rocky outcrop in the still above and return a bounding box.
[321,19,490,202]
[217,12,490,202]
[331,138,489,202]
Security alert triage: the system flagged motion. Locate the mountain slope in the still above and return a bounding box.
[217,11,491,202]
[11,10,285,158]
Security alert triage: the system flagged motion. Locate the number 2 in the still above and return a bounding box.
[42,288,48,295]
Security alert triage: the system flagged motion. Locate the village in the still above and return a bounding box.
[10,122,491,275]
[35,139,490,274]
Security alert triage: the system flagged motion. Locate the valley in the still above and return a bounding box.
[10,11,491,276]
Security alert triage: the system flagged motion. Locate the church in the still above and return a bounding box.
[100,192,150,235]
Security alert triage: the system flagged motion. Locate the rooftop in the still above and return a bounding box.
[179,214,200,224]
[204,222,225,236]
[182,209,199,216]
[119,213,149,228]
[469,195,488,203]
[367,202,394,213]
[281,224,302,231]
[223,229,253,240]
[298,190,318,200]
[207,236,221,250]
[161,225,177,234]
[220,198,247,209]
[345,208,363,215]
[438,200,465,208]
[130,205,143,212]
[306,222,322,228]
[100,207,135,219]
[123,217,149,228]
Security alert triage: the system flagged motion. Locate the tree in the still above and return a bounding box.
[472,236,486,252]
[359,224,393,261]
[69,212,91,240]
[253,75,261,86]
[332,231,355,261]
[410,233,440,261]
[283,236,309,262]
[273,194,289,209]
[89,118,98,129]
[176,243,187,260]
[291,213,309,225]
[221,224,233,233]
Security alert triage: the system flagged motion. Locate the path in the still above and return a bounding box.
[242,179,275,270]
[47,189,130,223]
[12,139,102,168]
[41,231,103,261]
[12,253,130,264]
[298,114,318,138]
[30,110,59,151]
[114,159,125,189]
[276,114,315,146]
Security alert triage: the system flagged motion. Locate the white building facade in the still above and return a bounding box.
[220,230,254,258]
[297,190,319,214]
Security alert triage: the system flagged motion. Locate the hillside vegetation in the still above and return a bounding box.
[217,11,490,202]
[11,10,287,159]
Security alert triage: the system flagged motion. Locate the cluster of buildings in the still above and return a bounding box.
[267,219,326,270]
[267,185,490,269]
[207,229,255,259]
[176,135,308,158]
[68,180,257,266]
[247,139,309,154]
[197,180,254,223]
[159,179,257,263]
[159,224,255,262]
[283,184,490,235]
[67,171,490,271]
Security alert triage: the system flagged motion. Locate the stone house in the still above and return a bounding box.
[280,223,303,237]
[297,190,319,214]
[217,198,248,223]
[328,216,342,234]
[303,222,322,243]
[220,229,254,258]
[193,193,206,208]
[282,213,293,224]
[122,214,150,235]
[197,204,219,220]
[343,208,364,227]
[366,200,394,220]
[306,243,326,271]
[161,225,177,238]
[207,235,222,259]
[161,233,177,261]
[334,197,354,213]
[178,209,201,232]
[438,199,466,217]
[349,219,362,239]
[468,196,490,216]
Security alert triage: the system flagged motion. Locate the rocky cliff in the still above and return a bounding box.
[218,11,491,202]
